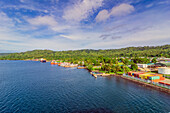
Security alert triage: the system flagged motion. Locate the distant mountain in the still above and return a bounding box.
[0,53,11,56]
[0,45,169,60]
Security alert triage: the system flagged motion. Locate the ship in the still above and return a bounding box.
[40,58,46,63]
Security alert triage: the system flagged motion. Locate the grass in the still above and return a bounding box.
[92,67,101,70]
[165,74,170,76]
[91,69,99,71]
[116,72,124,75]
[163,74,170,79]
[99,71,106,73]
[109,72,115,74]
[118,62,124,65]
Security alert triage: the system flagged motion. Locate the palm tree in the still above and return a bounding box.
[115,65,121,72]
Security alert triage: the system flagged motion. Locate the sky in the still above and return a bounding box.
[0,0,170,52]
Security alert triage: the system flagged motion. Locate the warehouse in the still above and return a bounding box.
[158,67,170,74]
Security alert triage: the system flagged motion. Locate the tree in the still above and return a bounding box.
[1,45,169,60]
[131,63,138,71]
[73,60,78,64]
[144,57,150,64]
[79,61,83,66]
[152,58,157,64]
[112,58,118,64]
[115,65,121,72]
[101,64,110,72]
[111,65,116,73]
[123,58,129,65]
[123,66,131,73]
[87,65,93,71]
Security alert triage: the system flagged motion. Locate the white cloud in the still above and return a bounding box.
[59,34,86,40]
[63,0,103,22]
[96,3,134,22]
[0,12,14,28]
[59,30,101,41]
[95,9,110,22]
[1,4,47,13]
[26,15,73,32]
[0,32,80,51]
[51,25,71,32]
[86,20,170,49]
[110,3,134,16]
[27,15,58,27]
[0,1,169,52]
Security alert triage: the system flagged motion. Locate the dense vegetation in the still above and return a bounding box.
[0,45,169,74]
[0,45,169,60]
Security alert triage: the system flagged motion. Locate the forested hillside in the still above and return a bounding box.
[0,45,169,60]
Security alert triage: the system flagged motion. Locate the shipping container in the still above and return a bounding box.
[149,76,160,80]
[160,77,165,80]
[139,74,153,80]
[151,79,161,83]
[128,72,131,75]
[152,74,163,77]
[134,72,144,78]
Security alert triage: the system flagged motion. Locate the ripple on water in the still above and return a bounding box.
[0,60,170,113]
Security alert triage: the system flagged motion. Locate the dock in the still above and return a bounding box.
[90,72,111,78]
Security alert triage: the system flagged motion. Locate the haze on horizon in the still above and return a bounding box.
[0,0,170,53]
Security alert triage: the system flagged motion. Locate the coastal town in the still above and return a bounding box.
[1,0,170,112]
[38,57,170,93]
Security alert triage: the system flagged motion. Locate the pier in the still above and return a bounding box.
[90,72,111,78]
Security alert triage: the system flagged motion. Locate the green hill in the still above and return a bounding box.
[0,45,169,60]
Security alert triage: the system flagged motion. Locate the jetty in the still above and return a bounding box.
[90,72,111,78]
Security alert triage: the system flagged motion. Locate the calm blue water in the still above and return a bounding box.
[0,60,170,113]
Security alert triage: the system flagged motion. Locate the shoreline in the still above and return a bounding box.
[1,60,170,94]
[88,69,170,94]
[119,75,170,94]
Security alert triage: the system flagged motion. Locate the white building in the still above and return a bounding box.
[137,64,148,68]
[158,67,170,74]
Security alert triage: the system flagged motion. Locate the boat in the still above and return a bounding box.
[51,61,55,65]
[40,58,46,63]
[51,60,58,65]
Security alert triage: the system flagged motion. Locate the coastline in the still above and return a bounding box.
[34,60,170,94]
[1,60,170,94]
[85,67,170,94]
[120,75,170,94]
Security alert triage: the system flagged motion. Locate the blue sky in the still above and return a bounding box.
[0,0,170,52]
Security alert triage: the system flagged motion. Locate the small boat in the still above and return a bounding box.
[40,58,46,63]
[51,61,58,65]
[51,60,55,64]
[51,61,55,65]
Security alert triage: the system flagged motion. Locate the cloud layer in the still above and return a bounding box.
[96,3,135,22]
[27,16,58,27]
[0,0,170,52]
[63,0,103,22]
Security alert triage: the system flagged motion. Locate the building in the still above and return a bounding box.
[137,64,148,68]
[148,63,167,68]
[158,67,170,74]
